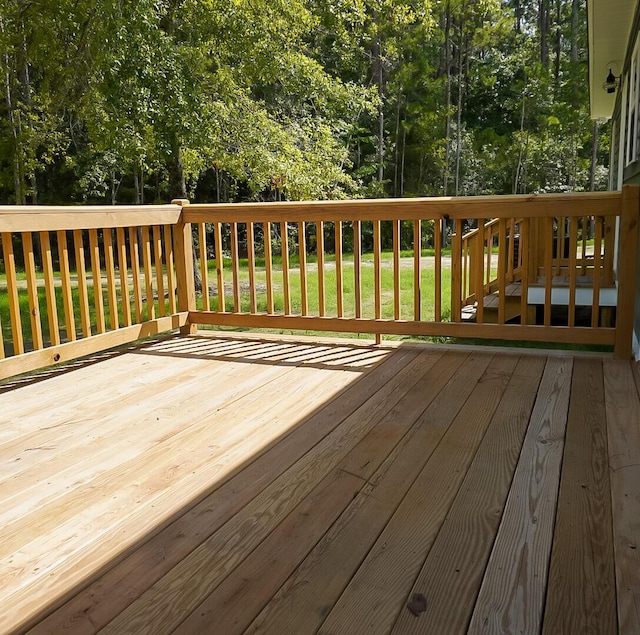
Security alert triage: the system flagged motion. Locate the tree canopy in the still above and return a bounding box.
[0,0,607,205]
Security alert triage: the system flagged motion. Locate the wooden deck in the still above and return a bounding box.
[1,333,639,634]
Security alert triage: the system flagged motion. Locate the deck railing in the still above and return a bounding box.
[0,187,638,379]
[0,204,191,379]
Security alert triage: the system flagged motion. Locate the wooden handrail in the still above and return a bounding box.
[0,204,189,378]
[0,189,638,380]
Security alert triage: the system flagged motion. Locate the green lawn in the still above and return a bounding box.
[0,251,453,348]
[201,255,452,323]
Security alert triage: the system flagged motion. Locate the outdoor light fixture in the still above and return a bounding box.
[603,68,619,94]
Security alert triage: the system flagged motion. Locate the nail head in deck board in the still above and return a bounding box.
[245,351,485,635]
[175,349,455,633]
[31,342,418,635]
[542,358,617,635]
[2,341,382,634]
[603,360,640,634]
[98,349,440,635]
[391,355,547,635]
[317,354,519,635]
[467,356,573,634]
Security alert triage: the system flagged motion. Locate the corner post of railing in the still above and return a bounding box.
[614,185,639,359]
[172,198,198,335]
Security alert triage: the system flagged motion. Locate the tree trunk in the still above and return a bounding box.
[514,85,527,194]
[168,138,202,292]
[454,18,465,196]
[539,0,550,68]
[376,36,385,185]
[443,1,452,197]
[394,95,401,196]
[554,0,561,83]
[570,0,579,62]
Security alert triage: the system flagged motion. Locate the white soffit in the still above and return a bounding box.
[589,0,636,119]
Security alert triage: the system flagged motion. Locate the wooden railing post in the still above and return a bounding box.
[614,185,640,359]
[172,199,198,335]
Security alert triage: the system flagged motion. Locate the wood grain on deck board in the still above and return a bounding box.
[542,358,617,635]
[97,349,442,634]
[392,355,547,635]
[245,351,490,635]
[466,357,573,634]
[29,345,419,635]
[0,346,299,514]
[317,354,518,635]
[603,360,640,634]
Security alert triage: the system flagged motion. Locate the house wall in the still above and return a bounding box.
[610,2,640,359]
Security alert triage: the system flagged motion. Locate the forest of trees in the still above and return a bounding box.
[0,0,609,206]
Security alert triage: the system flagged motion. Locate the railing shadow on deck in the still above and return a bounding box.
[131,333,392,372]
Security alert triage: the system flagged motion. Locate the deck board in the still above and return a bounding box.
[468,357,573,634]
[392,355,546,634]
[542,358,617,634]
[0,332,635,635]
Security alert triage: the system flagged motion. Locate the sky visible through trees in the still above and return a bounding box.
[0,0,607,205]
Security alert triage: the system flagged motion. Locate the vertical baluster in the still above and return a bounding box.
[281,222,290,315]
[373,219,382,321]
[117,227,133,326]
[413,220,421,321]
[498,218,507,324]
[392,220,400,320]
[56,230,76,341]
[543,217,553,327]
[335,220,344,318]
[230,222,241,312]
[264,222,274,314]
[104,229,119,327]
[434,218,442,322]
[519,219,530,325]
[581,216,589,275]
[73,229,91,337]
[603,216,615,286]
[40,231,60,346]
[568,216,578,328]
[298,222,308,316]
[213,222,225,312]
[164,225,176,315]
[199,223,210,311]
[556,216,566,276]
[129,227,143,323]
[485,223,492,290]
[247,222,257,313]
[0,237,4,357]
[2,233,24,354]
[451,219,462,322]
[88,229,106,333]
[463,233,470,302]
[475,220,485,324]
[591,216,603,328]
[354,220,362,319]
[507,218,515,279]
[141,226,155,320]
[317,221,325,317]
[152,226,165,318]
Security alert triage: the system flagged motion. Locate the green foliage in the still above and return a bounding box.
[0,0,607,205]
